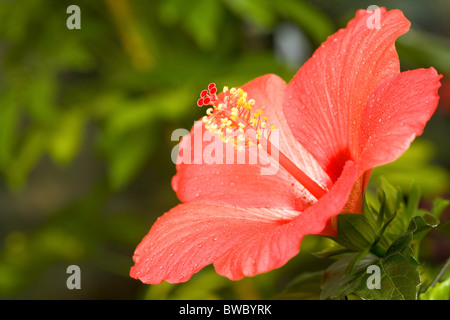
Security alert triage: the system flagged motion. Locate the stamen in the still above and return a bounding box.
[196,83,327,200]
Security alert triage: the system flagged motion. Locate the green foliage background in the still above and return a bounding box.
[0,0,449,299]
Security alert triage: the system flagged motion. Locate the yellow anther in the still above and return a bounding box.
[200,84,275,154]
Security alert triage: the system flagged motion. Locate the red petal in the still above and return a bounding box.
[215,161,359,280]
[283,8,410,181]
[359,68,442,172]
[130,161,358,283]
[129,202,301,284]
[172,74,330,210]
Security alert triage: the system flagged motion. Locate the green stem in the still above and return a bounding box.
[430,256,450,288]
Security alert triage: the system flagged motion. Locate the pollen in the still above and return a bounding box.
[197,83,276,151]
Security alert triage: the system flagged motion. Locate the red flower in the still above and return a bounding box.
[130,8,441,284]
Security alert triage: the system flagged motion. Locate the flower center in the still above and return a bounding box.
[197,83,327,200]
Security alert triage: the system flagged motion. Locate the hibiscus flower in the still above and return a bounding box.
[130,7,441,284]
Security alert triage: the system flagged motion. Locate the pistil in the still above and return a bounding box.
[198,83,328,200]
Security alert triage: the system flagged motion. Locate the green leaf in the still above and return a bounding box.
[223,0,276,29]
[48,109,85,165]
[420,277,450,300]
[182,0,224,50]
[321,232,420,300]
[320,253,377,300]
[7,127,47,188]
[272,0,335,45]
[408,214,440,236]
[312,243,349,259]
[405,183,421,222]
[106,127,154,190]
[277,271,324,300]
[328,213,377,252]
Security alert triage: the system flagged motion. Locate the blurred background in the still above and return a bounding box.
[0,0,449,299]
